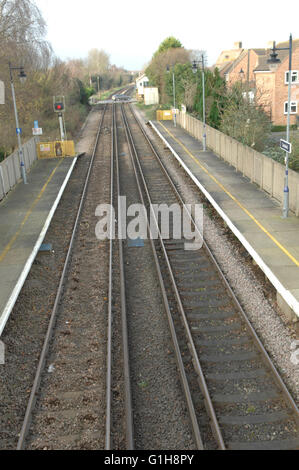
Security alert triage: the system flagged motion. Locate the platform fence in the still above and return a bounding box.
[0,137,39,201]
[176,111,299,217]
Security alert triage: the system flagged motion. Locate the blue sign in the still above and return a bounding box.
[16,128,22,135]
[280,139,292,153]
[34,120,39,129]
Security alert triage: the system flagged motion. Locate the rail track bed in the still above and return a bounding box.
[13,102,194,450]
[1,102,298,450]
[16,104,123,450]
[121,103,299,450]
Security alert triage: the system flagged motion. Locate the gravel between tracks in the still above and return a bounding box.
[0,108,100,449]
[134,106,299,405]
[116,105,195,449]
[1,103,297,450]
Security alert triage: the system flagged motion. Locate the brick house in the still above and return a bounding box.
[215,40,299,126]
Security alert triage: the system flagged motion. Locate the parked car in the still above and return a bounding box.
[112,94,131,102]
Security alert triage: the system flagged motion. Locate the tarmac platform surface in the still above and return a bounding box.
[151,119,299,320]
[0,157,77,335]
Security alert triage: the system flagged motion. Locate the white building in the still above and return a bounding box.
[144,87,159,105]
[136,73,149,98]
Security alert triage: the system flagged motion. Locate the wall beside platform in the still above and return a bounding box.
[177,112,299,217]
[0,137,39,201]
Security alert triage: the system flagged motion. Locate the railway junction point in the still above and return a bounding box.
[0,156,78,336]
[151,119,299,323]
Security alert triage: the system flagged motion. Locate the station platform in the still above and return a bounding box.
[0,156,77,336]
[150,120,299,321]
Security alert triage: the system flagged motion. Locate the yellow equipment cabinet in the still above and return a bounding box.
[37,141,76,159]
[156,110,173,121]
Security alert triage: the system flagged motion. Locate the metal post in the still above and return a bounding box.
[202,55,207,151]
[58,113,65,141]
[173,71,176,127]
[9,64,27,184]
[282,34,292,218]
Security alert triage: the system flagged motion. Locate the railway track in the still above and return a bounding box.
[8,101,299,450]
[16,104,133,450]
[120,102,299,450]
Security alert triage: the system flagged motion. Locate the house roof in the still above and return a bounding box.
[216,49,248,75]
[253,39,299,72]
[136,73,148,83]
[252,48,267,56]
[216,49,268,76]
[215,39,299,75]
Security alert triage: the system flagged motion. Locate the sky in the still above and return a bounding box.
[35,0,299,71]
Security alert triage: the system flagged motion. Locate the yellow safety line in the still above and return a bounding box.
[0,159,64,263]
[158,121,299,268]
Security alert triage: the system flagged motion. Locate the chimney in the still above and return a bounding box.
[234,41,242,49]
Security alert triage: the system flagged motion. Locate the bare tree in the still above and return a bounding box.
[0,0,52,72]
[146,47,191,103]
[87,48,110,75]
[220,84,271,151]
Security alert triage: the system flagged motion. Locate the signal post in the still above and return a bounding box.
[53,96,66,141]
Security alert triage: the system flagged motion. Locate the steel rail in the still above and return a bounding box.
[105,104,115,450]
[128,104,299,425]
[114,104,135,449]
[123,103,299,448]
[120,103,205,450]
[16,105,108,450]
[105,104,135,450]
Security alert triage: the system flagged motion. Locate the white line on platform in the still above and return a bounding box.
[149,120,299,319]
[0,157,78,337]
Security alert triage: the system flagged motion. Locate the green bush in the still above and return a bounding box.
[77,80,95,105]
[271,124,297,132]
[0,147,8,162]
[263,135,299,173]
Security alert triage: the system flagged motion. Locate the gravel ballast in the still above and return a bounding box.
[133,108,299,405]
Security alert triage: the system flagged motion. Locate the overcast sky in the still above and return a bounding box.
[35,0,298,70]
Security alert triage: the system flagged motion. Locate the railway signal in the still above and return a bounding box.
[54,102,64,112]
[53,96,65,113]
[53,96,66,141]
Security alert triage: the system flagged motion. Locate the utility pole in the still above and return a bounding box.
[166,66,177,127]
[9,63,27,184]
[173,71,176,127]
[201,54,206,151]
[267,34,293,218]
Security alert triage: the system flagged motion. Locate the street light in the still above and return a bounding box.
[267,34,293,218]
[166,65,176,127]
[9,62,27,184]
[192,56,206,151]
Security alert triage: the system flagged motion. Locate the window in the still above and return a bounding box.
[285,70,298,84]
[242,91,255,103]
[284,101,297,114]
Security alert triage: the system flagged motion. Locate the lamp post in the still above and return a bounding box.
[239,68,245,82]
[9,62,27,184]
[192,55,206,151]
[267,34,293,218]
[166,65,176,127]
